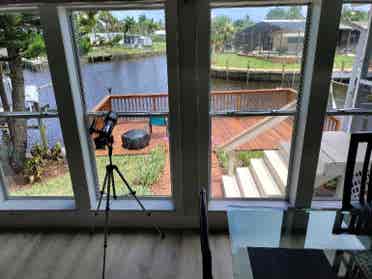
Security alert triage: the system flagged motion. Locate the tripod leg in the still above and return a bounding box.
[102,170,112,279]
[111,170,117,200]
[91,171,109,235]
[95,171,109,215]
[113,167,165,239]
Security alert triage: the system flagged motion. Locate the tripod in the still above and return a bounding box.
[94,136,164,279]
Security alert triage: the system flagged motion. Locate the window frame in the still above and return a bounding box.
[0,0,367,229]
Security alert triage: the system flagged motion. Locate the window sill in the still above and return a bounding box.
[93,198,175,212]
[0,199,76,211]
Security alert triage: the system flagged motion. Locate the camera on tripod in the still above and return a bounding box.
[89,111,118,149]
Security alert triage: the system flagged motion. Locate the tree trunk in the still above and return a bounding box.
[0,65,13,150]
[7,47,27,172]
[0,66,10,112]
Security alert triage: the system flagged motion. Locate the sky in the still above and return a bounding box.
[111,4,370,24]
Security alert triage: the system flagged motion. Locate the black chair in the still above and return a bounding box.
[332,133,372,279]
[200,188,213,279]
[332,132,372,235]
[342,132,372,211]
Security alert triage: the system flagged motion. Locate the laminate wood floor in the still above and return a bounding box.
[0,231,232,279]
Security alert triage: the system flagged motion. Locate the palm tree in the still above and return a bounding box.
[211,16,235,53]
[0,13,42,171]
[122,16,136,35]
[98,11,120,33]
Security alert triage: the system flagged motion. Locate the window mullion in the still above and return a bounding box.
[165,0,183,212]
[40,5,97,211]
[287,0,343,208]
[173,0,210,216]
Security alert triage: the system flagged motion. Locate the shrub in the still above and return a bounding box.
[237,151,263,167]
[79,37,92,55]
[50,142,63,161]
[216,150,229,174]
[137,145,166,188]
[24,155,43,181]
[24,33,46,59]
[30,144,49,160]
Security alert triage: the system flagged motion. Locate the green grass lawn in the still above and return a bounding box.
[87,42,166,58]
[211,53,355,70]
[10,146,166,197]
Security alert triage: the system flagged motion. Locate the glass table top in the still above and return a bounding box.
[227,207,372,279]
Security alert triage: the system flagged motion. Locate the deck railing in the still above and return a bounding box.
[92,88,340,131]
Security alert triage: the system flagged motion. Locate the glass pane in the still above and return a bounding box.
[328,4,372,110]
[0,11,74,198]
[72,9,170,197]
[211,5,308,95]
[0,117,73,197]
[313,115,372,200]
[211,116,294,199]
[210,5,303,199]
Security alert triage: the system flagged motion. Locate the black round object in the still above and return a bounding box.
[122,129,150,150]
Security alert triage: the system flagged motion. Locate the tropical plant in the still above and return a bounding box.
[50,142,63,161]
[122,16,136,35]
[233,15,254,32]
[0,13,43,171]
[266,7,304,20]
[97,11,121,32]
[211,15,235,53]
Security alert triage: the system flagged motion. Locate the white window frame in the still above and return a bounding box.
[0,0,366,229]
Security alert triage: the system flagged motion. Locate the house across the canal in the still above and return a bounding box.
[234,19,365,55]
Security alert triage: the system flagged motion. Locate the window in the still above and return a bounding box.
[71,8,171,197]
[0,11,73,198]
[0,0,365,226]
[313,3,372,201]
[210,5,307,199]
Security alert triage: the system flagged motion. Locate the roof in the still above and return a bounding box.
[262,19,306,32]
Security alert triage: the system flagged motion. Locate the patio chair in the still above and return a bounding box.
[148,115,168,135]
[200,188,213,279]
[331,132,372,279]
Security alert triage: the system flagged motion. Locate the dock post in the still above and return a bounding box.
[246,62,250,86]
[225,59,229,81]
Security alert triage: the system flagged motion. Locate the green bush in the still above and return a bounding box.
[216,150,264,174]
[216,150,229,173]
[79,37,92,55]
[24,33,46,59]
[237,151,263,167]
[24,155,43,180]
[50,142,63,161]
[30,144,49,160]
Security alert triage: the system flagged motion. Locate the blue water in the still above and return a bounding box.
[21,55,279,149]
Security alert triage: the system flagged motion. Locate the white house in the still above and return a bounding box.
[123,34,153,48]
[87,32,123,45]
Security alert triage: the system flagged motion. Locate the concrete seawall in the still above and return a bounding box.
[210,66,355,82]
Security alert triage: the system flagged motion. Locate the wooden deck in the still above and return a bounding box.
[94,117,293,198]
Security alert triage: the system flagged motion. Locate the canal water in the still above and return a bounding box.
[20,55,345,149]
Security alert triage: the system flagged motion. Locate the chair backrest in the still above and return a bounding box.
[200,188,213,279]
[342,132,372,210]
[150,116,167,126]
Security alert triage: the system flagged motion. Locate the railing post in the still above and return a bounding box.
[237,94,241,111]
[228,150,236,176]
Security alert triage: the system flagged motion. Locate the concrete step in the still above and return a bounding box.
[236,167,261,198]
[249,158,283,198]
[263,150,288,192]
[278,142,291,164]
[222,175,241,198]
